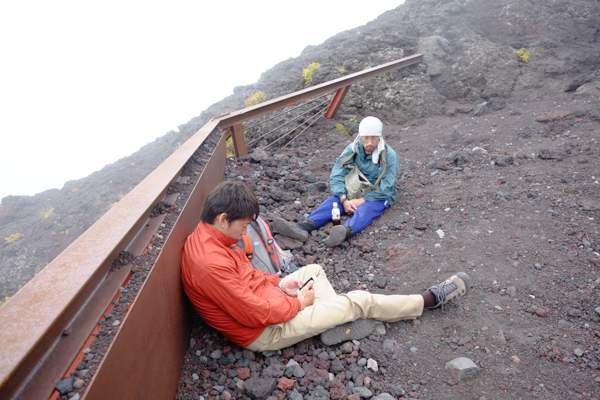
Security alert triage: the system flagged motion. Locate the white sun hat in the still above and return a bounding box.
[351,116,386,163]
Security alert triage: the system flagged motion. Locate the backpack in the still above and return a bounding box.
[341,148,387,200]
[237,217,299,276]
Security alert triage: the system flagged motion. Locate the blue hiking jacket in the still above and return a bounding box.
[329,141,400,205]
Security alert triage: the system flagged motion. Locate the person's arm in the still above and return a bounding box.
[362,147,400,203]
[341,194,358,214]
[347,197,365,211]
[329,144,355,198]
[280,278,314,309]
[233,245,281,287]
[199,263,302,327]
[261,269,280,287]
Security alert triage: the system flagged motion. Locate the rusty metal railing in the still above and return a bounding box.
[0,54,422,400]
[222,55,423,156]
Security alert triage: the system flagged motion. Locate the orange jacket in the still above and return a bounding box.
[181,221,301,347]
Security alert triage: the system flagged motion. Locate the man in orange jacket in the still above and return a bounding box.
[182,181,471,351]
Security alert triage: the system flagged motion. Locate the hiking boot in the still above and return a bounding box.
[324,225,352,248]
[427,272,472,309]
[320,318,376,346]
[272,218,313,243]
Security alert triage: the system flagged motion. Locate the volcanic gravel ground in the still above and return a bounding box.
[177,92,600,400]
[56,90,600,400]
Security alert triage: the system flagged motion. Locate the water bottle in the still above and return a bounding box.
[332,202,341,226]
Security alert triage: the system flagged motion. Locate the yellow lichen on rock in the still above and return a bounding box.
[302,63,321,84]
[516,48,530,62]
[5,233,21,243]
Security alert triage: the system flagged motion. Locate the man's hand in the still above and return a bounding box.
[343,198,365,214]
[296,280,315,309]
[342,199,357,214]
[281,279,304,297]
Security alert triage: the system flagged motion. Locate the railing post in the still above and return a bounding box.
[324,85,350,119]
[229,123,247,157]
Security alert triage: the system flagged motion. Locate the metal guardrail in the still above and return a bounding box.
[220,54,423,157]
[0,54,422,400]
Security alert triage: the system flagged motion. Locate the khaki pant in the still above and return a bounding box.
[246,264,423,352]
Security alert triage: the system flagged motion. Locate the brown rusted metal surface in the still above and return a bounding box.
[230,123,248,157]
[128,214,167,255]
[217,54,422,129]
[2,265,130,400]
[0,247,131,400]
[126,192,180,256]
[324,86,350,119]
[0,120,220,399]
[83,134,227,400]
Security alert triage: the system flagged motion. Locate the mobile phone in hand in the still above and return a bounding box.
[300,275,317,289]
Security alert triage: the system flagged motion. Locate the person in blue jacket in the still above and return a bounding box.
[273,116,400,248]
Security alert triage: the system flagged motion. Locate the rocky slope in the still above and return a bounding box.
[173,90,600,399]
[66,85,600,399]
[1,0,599,301]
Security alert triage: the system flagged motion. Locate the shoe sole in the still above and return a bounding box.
[456,272,472,295]
[324,225,348,248]
[272,218,308,242]
[320,319,376,346]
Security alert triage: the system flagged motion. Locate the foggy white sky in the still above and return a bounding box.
[0,1,404,201]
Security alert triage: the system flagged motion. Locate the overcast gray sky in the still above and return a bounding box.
[0,1,404,200]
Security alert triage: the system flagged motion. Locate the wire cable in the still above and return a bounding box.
[263,105,327,150]
[247,97,332,146]
[282,111,326,149]
[244,92,332,131]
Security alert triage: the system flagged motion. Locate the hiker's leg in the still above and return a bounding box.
[245,264,423,352]
[344,200,389,235]
[306,196,342,229]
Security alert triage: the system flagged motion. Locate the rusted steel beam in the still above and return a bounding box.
[0,120,220,400]
[324,86,350,119]
[229,123,248,157]
[3,265,131,400]
[217,54,422,129]
[126,192,179,256]
[84,135,226,400]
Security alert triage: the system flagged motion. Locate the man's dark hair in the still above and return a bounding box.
[201,181,259,224]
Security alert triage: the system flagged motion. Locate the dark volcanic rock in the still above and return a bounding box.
[564,73,599,91]
[263,365,285,379]
[274,235,304,250]
[306,386,331,400]
[55,377,74,395]
[495,155,513,167]
[270,191,295,202]
[307,183,328,193]
[244,377,278,399]
[374,276,388,288]
[538,149,565,160]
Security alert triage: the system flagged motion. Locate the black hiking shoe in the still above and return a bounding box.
[324,225,352,248]
[320,319,376,346]
[427,272,471,309]
[272,218,313,243]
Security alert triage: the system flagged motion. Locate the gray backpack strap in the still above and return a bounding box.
[371,148,387,190]
[340,151,357,167]
[252,219,280,273]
